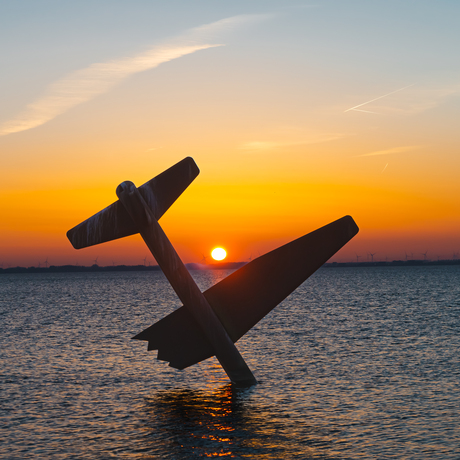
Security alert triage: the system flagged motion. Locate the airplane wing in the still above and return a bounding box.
[67,157,199,249]
[133,215,359,369]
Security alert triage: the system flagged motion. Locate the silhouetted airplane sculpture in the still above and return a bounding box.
[67,157,358,386]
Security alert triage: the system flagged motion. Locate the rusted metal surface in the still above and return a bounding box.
[67,157,199,249]
[116,181,257,386]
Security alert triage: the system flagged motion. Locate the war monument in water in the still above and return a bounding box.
[67,157,358,386]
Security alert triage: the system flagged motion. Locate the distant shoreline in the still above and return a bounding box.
[1,259,459,274]
[324,259,460,268]
[0,262,246,274]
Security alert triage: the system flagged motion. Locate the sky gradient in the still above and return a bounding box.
[1,0,459,267]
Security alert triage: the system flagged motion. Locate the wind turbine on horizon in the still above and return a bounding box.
[368,252,376,263]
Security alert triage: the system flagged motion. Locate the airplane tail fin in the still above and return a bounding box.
[134,215,359,369]
[67,157,199,249]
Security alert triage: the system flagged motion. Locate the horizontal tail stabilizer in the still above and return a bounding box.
[67,157,199,249]
[133,307,214,369]
[134,215,358,368]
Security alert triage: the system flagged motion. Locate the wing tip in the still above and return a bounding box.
[342,215,359,235]
[66,227,82,249]
[184,156,200,177]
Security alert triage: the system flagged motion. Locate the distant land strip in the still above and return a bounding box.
[1,259,460,275]
[0,262,246,274]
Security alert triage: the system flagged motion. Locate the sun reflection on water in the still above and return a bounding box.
[141,384,321,459]
[143,385,242,458]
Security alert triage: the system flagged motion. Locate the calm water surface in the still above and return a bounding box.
[1,266,459,459]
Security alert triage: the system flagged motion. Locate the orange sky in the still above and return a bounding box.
[1,1,459,267]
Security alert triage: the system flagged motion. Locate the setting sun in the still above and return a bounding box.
[211,247,227,261]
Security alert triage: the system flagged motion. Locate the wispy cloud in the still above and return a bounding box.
[391,83,460,115]
[239,132,346,152]
[0,44,220,136]
[357,145,420,157]
[239,141,282,152]
[0,14,269,137]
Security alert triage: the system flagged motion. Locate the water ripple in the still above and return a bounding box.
[1,267,460,458]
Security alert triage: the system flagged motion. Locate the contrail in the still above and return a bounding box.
[349,108,379,114]
[382,163,389,173]
[344,84,415,113]
[0,14,270,136]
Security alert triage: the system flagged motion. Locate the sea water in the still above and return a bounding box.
[1,266,459,459]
